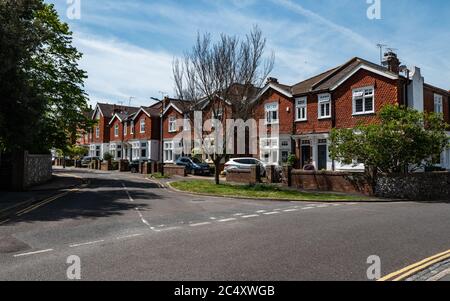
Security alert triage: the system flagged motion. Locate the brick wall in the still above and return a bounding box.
[288,170,370,195]
[424,86,450,123]
[163,107,184,139]
[92,116,111,144]
[109,118,123,142]
[254,90,293,135]
[164,165,187,177]
[333,69,400,129]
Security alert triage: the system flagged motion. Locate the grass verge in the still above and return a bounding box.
[147,173,171,179]
[170,180,365,201]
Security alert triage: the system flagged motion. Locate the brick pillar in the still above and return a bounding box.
[267,165,275,183]
[119,160,129,172]
[283,166,292,187]
[250,165,261,184]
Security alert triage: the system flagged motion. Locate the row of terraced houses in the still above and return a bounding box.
[77,52,450,171]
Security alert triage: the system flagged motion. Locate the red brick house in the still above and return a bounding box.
[89,103,139,159]
[253,52,450,170]
[162,99,193,163]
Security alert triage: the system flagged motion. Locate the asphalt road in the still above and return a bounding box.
[0,168,449,281]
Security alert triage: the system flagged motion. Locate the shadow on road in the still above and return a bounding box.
[1,175,164,225]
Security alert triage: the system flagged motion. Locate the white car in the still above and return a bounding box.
[224,158,267,176]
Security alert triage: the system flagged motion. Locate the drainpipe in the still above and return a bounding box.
[331,91,336,171]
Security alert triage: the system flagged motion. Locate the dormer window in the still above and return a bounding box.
[318,93,331,119]
[265,103,279,125]
[353,87,374,115]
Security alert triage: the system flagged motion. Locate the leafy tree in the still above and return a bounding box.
[330,105,449,193]
[173,26,274,184]
[0,0,91,155]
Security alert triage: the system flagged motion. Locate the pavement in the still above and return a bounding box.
[0,168,84,221]
[0,167,449,281]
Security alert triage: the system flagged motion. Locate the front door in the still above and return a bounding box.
[318,144,327,171]
[301,145,311,168]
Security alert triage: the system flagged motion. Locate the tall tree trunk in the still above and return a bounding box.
[214,159,221,185]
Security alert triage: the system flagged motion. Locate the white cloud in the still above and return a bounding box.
[74,33,174,107]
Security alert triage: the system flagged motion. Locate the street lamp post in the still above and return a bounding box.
[151,97,165,176]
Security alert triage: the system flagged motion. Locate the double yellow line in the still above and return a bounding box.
[378,249,450,281]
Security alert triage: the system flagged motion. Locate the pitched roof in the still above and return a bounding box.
[95,103,140,118]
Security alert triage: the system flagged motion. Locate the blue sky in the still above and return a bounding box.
[48,0,450,107]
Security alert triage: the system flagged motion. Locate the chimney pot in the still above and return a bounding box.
[267,77,279,84]
[383,51,401,74]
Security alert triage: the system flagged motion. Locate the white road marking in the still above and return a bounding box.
[302,207,314,210]
[256,210,267,213]
[241,214,259,219]
[122,183,134,202]
[346,203,358,205]
[283,209,299,212]
[316,205,329,208]
[69,240,105,248]
[233,213,244,216]
[155,227,180,232]
[263,212,281,215]
[209,217,217,220]
[218,218,237,222]
[190,222,211,227]
[135,208,152,227]
[116,234,143,240]
[14,249,54,258]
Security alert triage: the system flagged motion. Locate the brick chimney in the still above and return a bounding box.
[266,77,279,85]
[383,51,401,74]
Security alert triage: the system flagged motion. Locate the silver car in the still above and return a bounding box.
[224,158,266,176]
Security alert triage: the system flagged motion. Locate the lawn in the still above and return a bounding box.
[170,180,365,201]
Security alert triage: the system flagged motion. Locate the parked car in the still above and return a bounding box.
[81,156,100,168]
[224,158,266,176]
[175,157,211,175]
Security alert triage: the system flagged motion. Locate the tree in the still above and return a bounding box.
[0,0,91,155]
[173,26,274,184]
[329,105,449,193]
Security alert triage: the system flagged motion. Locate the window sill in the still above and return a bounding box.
[318,116,331,120]
[352,112,375,117]
[295,119,308,123]
[265,122,280,126]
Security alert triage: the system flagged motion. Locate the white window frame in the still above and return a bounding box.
[352,86,375,115]
[124,122,128,136]
[295,97,307,121]
[260,137,279,165]
[169,116,177,133]
[95,127,100,138]
[434,94,443,114]
[114,124,119,137]
[265,103,279,125]
[140,119,145,133]
[318,93,331,119]
[130,121,134,134]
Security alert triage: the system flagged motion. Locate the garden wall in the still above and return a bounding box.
[376,172,450,201]
[286,169,371,195]
[226,166,260,184]
[164,165,187,177]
